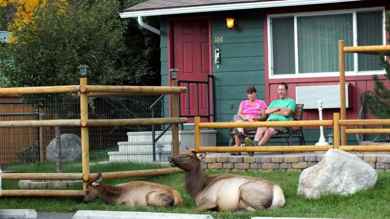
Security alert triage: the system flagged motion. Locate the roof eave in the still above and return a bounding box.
[120,0,362,18]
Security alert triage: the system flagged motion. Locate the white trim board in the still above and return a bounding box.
[120,0,361,18]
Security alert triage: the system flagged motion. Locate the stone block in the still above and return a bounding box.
[234,163,249,170]
[377,156,390,163]
[271,157,284,163]
[249,163,259,169]
[376,162,386,169]
[205,157,217,163]
[255,157,271,163]
[207,163,223,169]
[287,168,300,172]
[304,155,317,162]
[230,157,243,163]
[223,163,234,169]
[216,157,230,163]
[279,163,292,169]
[243,157,256,163]
[367,162,376,168]
[292,162,308,169]
[285,156,303,163]
[262,163,279,170]
[363,156,377,163]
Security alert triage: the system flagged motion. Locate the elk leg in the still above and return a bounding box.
[239,181,273,210]
[195,197,217,212]
[238,199,257,211]
[146,191,174,207]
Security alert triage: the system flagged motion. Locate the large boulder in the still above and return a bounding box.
[46,134,81,162]
[298,149,377,199]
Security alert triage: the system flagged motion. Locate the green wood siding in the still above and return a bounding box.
[212,13,265,144]
[160,19,169,117]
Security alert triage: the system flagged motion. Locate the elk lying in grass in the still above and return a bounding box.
[83,173,182,208]
[169,153,285,211]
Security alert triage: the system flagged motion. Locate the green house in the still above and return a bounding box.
[121,0,389,145]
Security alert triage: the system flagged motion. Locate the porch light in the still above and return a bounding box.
[226,17,236,29]
[79,64,89,77]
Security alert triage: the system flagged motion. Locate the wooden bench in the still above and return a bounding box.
[230,104,305,146]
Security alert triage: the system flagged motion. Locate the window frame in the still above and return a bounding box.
[267,7,386,79]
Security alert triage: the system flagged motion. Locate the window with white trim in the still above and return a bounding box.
[269,8,385,77]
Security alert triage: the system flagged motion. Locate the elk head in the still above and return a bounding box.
[83,172,103,202]
[169,153,201,171]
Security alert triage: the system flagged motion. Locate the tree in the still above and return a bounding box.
[361,12,390,119]
[358,12,390,142]
[0,0,67,32]
[0,0,159,87]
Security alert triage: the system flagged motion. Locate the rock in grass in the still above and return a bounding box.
[47,134,81,162]
[298,149,377,199]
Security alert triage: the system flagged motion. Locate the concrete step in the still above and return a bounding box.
[127,131,172,143]
[117,141,171,153]
[108,151,169,163]
[73,211,213,219]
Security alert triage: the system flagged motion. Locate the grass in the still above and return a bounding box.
[1,162,390,219]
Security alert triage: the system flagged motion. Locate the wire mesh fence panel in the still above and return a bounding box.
[0,94,164,169]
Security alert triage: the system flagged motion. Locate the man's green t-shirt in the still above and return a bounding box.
[267,98,296,121]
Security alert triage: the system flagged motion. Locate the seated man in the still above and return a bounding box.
[233,86,267,146]
[254,83,296,146]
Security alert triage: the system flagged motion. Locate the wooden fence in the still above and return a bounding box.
[192,113,390,154]
[192,42,390,154]
[0,76,187,197]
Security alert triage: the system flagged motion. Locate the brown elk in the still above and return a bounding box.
[83,173,182,208]
[169,153,285,211]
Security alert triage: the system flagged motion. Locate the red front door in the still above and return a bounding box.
[170,20,212,121]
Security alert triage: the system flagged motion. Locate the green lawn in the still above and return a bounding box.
[1,162,390,219]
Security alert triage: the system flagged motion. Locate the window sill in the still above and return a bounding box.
[269,70,385,80]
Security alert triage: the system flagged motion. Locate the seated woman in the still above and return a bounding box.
[233,86,267,147]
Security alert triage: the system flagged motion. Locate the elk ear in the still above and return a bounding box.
[88,172,103,185]
[96,172,103,183]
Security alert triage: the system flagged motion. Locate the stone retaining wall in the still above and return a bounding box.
[203,153,390,171]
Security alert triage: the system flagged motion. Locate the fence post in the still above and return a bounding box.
[194,116,201,152]
[170,72,180,156]
[55,126,63,172]
[333,113,340,148]
[38,109,45,162]
[339,40,347,146]
[79,66,90,193]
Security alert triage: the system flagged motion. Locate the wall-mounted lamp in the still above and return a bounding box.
[79,64,89,77]
[225,17,236,29]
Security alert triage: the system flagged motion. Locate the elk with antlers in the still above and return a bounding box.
[169,153,285,211]
[83,173,183,207]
